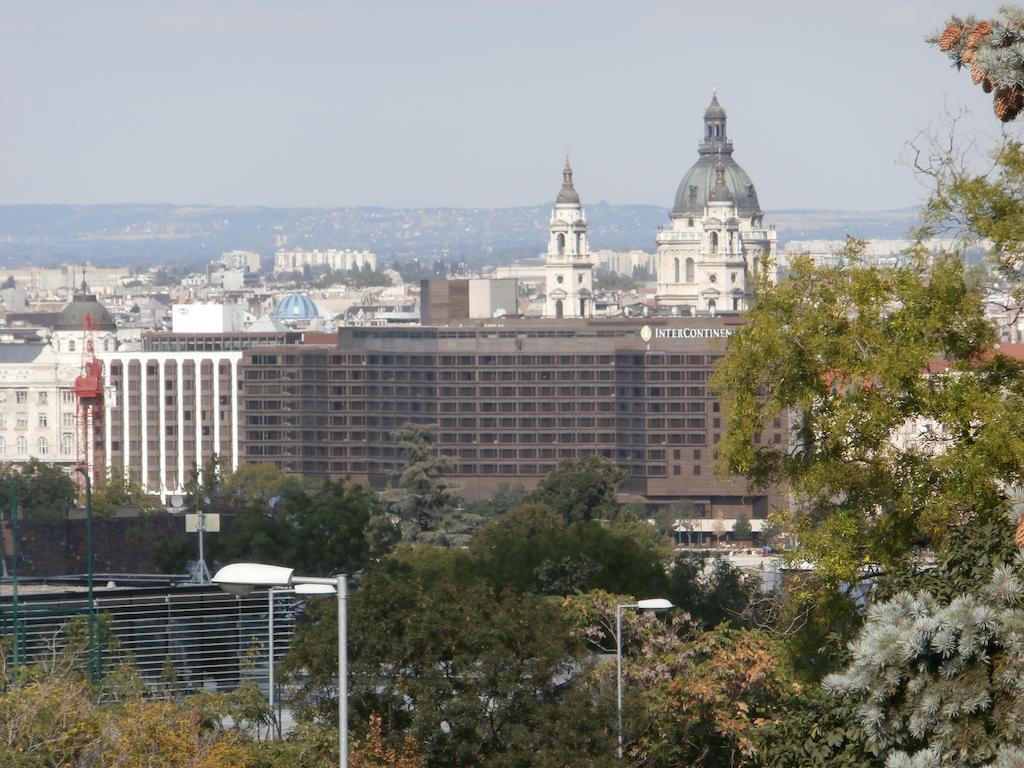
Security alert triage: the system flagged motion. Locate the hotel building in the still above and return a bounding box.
[238,317,785,519]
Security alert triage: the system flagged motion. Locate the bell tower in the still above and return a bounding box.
[544,156,593,319]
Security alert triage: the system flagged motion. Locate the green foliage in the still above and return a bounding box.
[90,470,162,517]
[666,552,756,629]
[922,140,1024,303]
[460,482,528,521]
[390,423,460,539]
[470,502,671,598]
[754,688,882,768]
[528,455,628,524]
[221,462,291,503]
[2,458,77,519]
[283,546,591,768]
[711,238,1024,676]
[733,510,753,540]
[210,478,394,576]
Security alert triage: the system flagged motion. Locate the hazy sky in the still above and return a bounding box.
[1,0,1018,210]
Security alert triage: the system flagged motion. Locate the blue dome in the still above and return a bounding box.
[273,293,320,321]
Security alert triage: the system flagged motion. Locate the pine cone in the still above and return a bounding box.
[972,63,986,84]
[1015,517,1024,548]
[967,20,993,49]
[983,77,995,93]
[994,85,1024,122]
[939,24,964,51]
[962,48,977,64]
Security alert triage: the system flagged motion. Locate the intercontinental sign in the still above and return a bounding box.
[639,325,735,343]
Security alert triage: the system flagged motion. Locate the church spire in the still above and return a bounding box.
[699,86,731,157]
[557,154,581,205]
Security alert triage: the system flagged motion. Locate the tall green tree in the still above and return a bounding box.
[282,547,598,768]
[711,239,1024,674]
[5,458,77,519]
[391,423,460,539]
[528,455,628,524]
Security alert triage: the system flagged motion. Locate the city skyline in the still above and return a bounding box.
[0,0,1012,211]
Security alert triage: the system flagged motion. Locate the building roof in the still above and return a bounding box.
[272,293,321,321]
[54,294,116,332]
[0,343,46,363]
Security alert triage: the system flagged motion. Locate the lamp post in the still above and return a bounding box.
[74,467,98,682]
[6,475,20,676]
[213,563,348,767]
[615,597,673,761]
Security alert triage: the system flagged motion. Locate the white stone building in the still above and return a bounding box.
[0,295,118,473]
[655,90,777,313]
[273,248,378,274]
[543,158,593,319]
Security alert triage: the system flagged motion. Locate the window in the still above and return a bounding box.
[61,390,75,404]
[685,257,695,283]
[709,231,718,253]
[37,392,47,405]
[0,436,4,455]
[15,391,27,405]
[15,417,27,430]
[37,437,47,455]
[69,340,76,352]
[63,413,74,428]
[16,436,26,455]
[673,257,680,283]
[62,434,73,454]
[38,414,47,428]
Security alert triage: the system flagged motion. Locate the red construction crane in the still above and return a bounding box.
[74,313,105,487]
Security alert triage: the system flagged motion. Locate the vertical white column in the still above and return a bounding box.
[104,359,113,479]
[158,358,167,495]
[195,358,204,486]
[230,357,239,471]
[140,358,149,490]
[177,358,185,491]
[212,357,221,465]
[122,357,131,480]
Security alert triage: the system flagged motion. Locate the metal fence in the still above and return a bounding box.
[0,584,301,703]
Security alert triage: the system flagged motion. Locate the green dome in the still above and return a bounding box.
[55,294,116,332]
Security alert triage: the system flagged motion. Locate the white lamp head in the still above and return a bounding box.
[636,598,673,611]
[212,563,295,594]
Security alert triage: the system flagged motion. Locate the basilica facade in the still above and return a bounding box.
[654,90,777,313]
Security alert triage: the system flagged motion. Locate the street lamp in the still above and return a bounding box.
[213,563,349,768]
[616,597,673,761]
[74,467,98,682]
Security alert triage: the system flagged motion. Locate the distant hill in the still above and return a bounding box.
[0,203,920,269]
